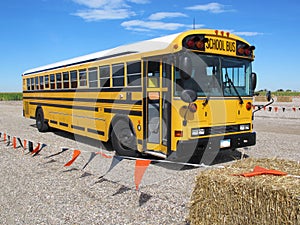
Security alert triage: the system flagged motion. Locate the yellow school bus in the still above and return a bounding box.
[22,29,257,161]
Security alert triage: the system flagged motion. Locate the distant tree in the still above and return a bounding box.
[286,89,292,92]
[277,89,284,92]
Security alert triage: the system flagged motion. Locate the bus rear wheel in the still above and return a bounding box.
[111,119,140,157]
[36,108,49,132]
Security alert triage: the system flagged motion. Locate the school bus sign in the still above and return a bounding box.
[205,36,236,56]
[182,31,255,59]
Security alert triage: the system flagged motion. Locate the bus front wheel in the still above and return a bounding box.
[111,119,140,157]
[36,108,49,132]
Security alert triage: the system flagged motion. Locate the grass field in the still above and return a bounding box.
[0,93,23,101]
[257,91,300,97]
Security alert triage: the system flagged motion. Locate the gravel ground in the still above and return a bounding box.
[0,101,299,225]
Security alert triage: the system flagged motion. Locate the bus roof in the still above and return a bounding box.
[22,29,251,76]
[22,33,180,76]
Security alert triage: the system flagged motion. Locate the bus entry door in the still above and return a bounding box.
[144,59,171,158]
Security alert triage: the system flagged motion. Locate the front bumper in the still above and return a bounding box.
[175,132,256,159]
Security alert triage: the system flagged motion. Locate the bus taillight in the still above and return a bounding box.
[188,103,198,113]
[246,102,252,111]
[175,130,183,137]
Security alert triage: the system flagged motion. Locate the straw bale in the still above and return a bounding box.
[189,158,300,225]
[254,96,267,102]
[276,96,293,102]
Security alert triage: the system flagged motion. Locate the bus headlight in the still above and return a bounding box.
[191,128,205,137]
[239,124,250,131]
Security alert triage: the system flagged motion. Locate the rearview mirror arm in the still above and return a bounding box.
[252,97,274,119]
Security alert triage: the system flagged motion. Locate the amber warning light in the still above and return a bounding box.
[183,33,255,58]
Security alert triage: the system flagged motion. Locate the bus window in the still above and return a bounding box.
[26,78,31,90]
[147,61,160,87]
[50,74,55,89]
[35,77,39,90]
[112,63,124,87]
[88,67,98,88]
[70,70,78,88]
[127,61,141,86]
[39,76,44,90]
[30,78,34,90]
[63,72,70,89]
[45,75,49,89]
[99,65,110,87]
[56,73,62,89]
[79,69,87,87]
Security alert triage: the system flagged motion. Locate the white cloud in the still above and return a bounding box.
[72,0,148,9]
[128,0,149,4]
[233,31,263,37]
[121,20,186,31]
[121,20,205,32]
[148,12,188,21]
[185,2,232,14]
[73,9,135,21]
[72,0,140,21]
[72,0,124,9]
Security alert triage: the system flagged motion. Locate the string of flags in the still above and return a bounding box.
[0,131,214,190]
[253,105,300,112]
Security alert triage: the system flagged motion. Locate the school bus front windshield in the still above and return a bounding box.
[174,54,253,98]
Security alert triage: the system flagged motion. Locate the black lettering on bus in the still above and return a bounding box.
[226,41,236,52]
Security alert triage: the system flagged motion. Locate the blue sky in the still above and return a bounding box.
[1,0,300,92]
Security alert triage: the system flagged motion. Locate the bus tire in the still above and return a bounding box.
[36,108,49,132]
[111,119,140,157]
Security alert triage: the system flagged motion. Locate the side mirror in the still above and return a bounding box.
[181,89,197,103]
[266,91,272,102]
[251,72,257,91]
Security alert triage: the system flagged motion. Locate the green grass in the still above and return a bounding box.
[0,92,23,101]
[256,91,300,97]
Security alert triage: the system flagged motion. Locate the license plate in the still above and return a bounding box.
[220,139,231,148]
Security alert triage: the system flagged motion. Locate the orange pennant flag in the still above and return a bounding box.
[31,143,41,155]
[12,137,17,149]
[134,159,151,190]
[3,133,6,142]
[64,150,81,167]
[236,166,287,177]
[96,151,113,159]
[23,139,27,149]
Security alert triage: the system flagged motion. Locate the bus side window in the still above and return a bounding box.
[50,74,55,89]
[70,70,78,88]
[39,76,44,90]
[56,73,62,89]
[45,75,49,89]
[26,78,31,90]
[112,63,124,87]
[88,67,98,88]
[35,77,39,90]
[31,78,35,90]
[99,65,110,87]
[79,69,87,87]
[147,61,160,87]
[63,71,70,89]
[127,61,141,86]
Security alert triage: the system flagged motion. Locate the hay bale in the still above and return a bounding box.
[189,158,300,225]
[276,96,293,102]
[254,96,268,102]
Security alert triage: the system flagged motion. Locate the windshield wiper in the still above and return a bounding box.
[225,74,244,104]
